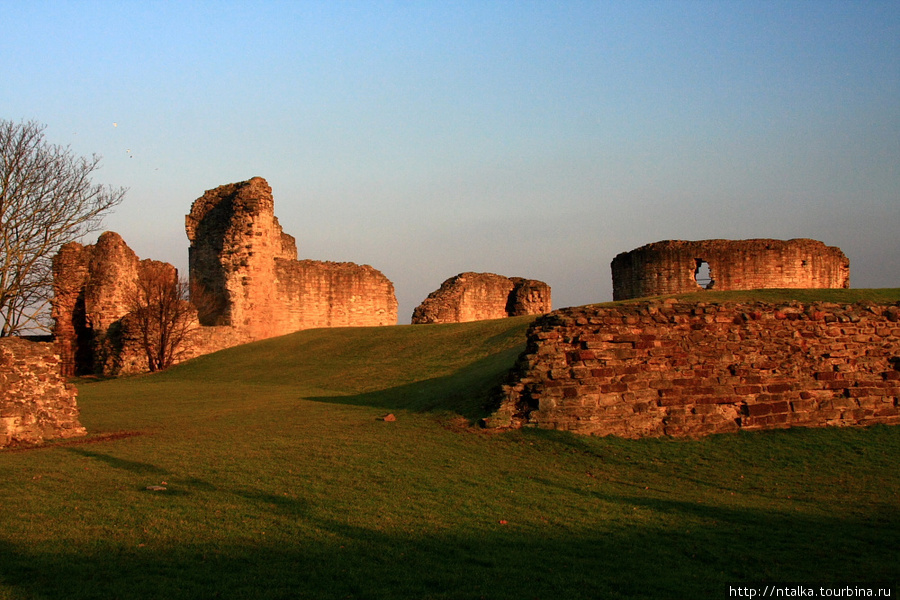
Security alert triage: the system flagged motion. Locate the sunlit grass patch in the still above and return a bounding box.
[1,314,897,599]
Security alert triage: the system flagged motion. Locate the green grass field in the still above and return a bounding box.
[1,292,899,599]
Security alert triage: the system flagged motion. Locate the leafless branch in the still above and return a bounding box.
[0,119,126,336]
[126,263,199,372]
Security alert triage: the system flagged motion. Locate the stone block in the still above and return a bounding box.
[734,385,762,395]
[766,383,796,393]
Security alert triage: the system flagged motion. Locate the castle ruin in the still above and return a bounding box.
[52,231,194,376]
[186,177,397,337]
[52,177,398,375]
[488,300,900,438]
[411,272,551,324]
[611,239,850,301]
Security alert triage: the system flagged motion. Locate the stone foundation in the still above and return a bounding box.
[0,338,86,448]
[489,300,900,438]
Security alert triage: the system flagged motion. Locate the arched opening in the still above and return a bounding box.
[694,259,714,289]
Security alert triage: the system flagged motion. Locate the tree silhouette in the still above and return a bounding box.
[127,263,197,372]
[0,119,125,336]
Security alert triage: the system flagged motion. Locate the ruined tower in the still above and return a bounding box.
[185,177,397,339]
[611,239,850,301]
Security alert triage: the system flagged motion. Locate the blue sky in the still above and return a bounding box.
[3,1,898,322]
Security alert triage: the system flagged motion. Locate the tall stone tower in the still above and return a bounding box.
[185,177,397,340]
[185,177,297,338]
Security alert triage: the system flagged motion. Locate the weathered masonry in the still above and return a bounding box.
[186,177,398,338]
[0,338,86,448]
[412,272,551,324]
[52,231,197,376]
[52,176,398,376]
[488,300,900,438]
[611,239,850,301]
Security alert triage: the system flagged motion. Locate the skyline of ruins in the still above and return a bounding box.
[3,2,897,321]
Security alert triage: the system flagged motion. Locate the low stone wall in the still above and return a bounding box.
[180,325,253,363]
[489,300,900,438]
[0,339,86,448]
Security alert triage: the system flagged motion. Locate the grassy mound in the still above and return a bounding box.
[1,309,898,599]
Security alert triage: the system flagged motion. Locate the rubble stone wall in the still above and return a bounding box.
[52,232,143,376]
[0,338,86,448]
[185,177,296,337]
[52,177,398,376]
[275,259,398,329]
[186,177,397,338]
[490,300,900,438]
[611,239,850,301]
[412,272,551,324]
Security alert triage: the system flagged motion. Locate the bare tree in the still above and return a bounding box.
[0,119,126,336]
[128,263,198,372]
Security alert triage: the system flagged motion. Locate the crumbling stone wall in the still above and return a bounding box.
[185,177,297,336]
[412,272,551,324]
[186,177,397,337]
[0,338,86,447]
[611,239,850,301]
[53,177,397,376]
[52,232,145,376]
[276,260,398,329]
[489,300,900,438]
[52,233,219,376]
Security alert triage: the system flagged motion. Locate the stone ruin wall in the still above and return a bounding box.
[51,177,399,376]
[611,239,850,301]
[488,300,900,438]
[185,177,297,338]
[186,177,397,337]
[0,338,86,448]
[276,259,398,329]
[411,272,551,324]
[52,231,197,376]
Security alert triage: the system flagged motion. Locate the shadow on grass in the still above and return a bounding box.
[64,448,169,475]
[0,488,895,600]
[305,346,524,422]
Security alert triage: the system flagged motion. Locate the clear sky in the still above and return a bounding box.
[3,1,898,322]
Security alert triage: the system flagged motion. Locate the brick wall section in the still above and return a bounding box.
[611,239,850,301]
[412,272,551,324]
[489,300,900,438]
[0,339,86,448]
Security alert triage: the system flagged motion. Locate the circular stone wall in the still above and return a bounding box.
[610,238,849,301]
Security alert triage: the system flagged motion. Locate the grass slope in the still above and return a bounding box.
[1,309,898,599]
